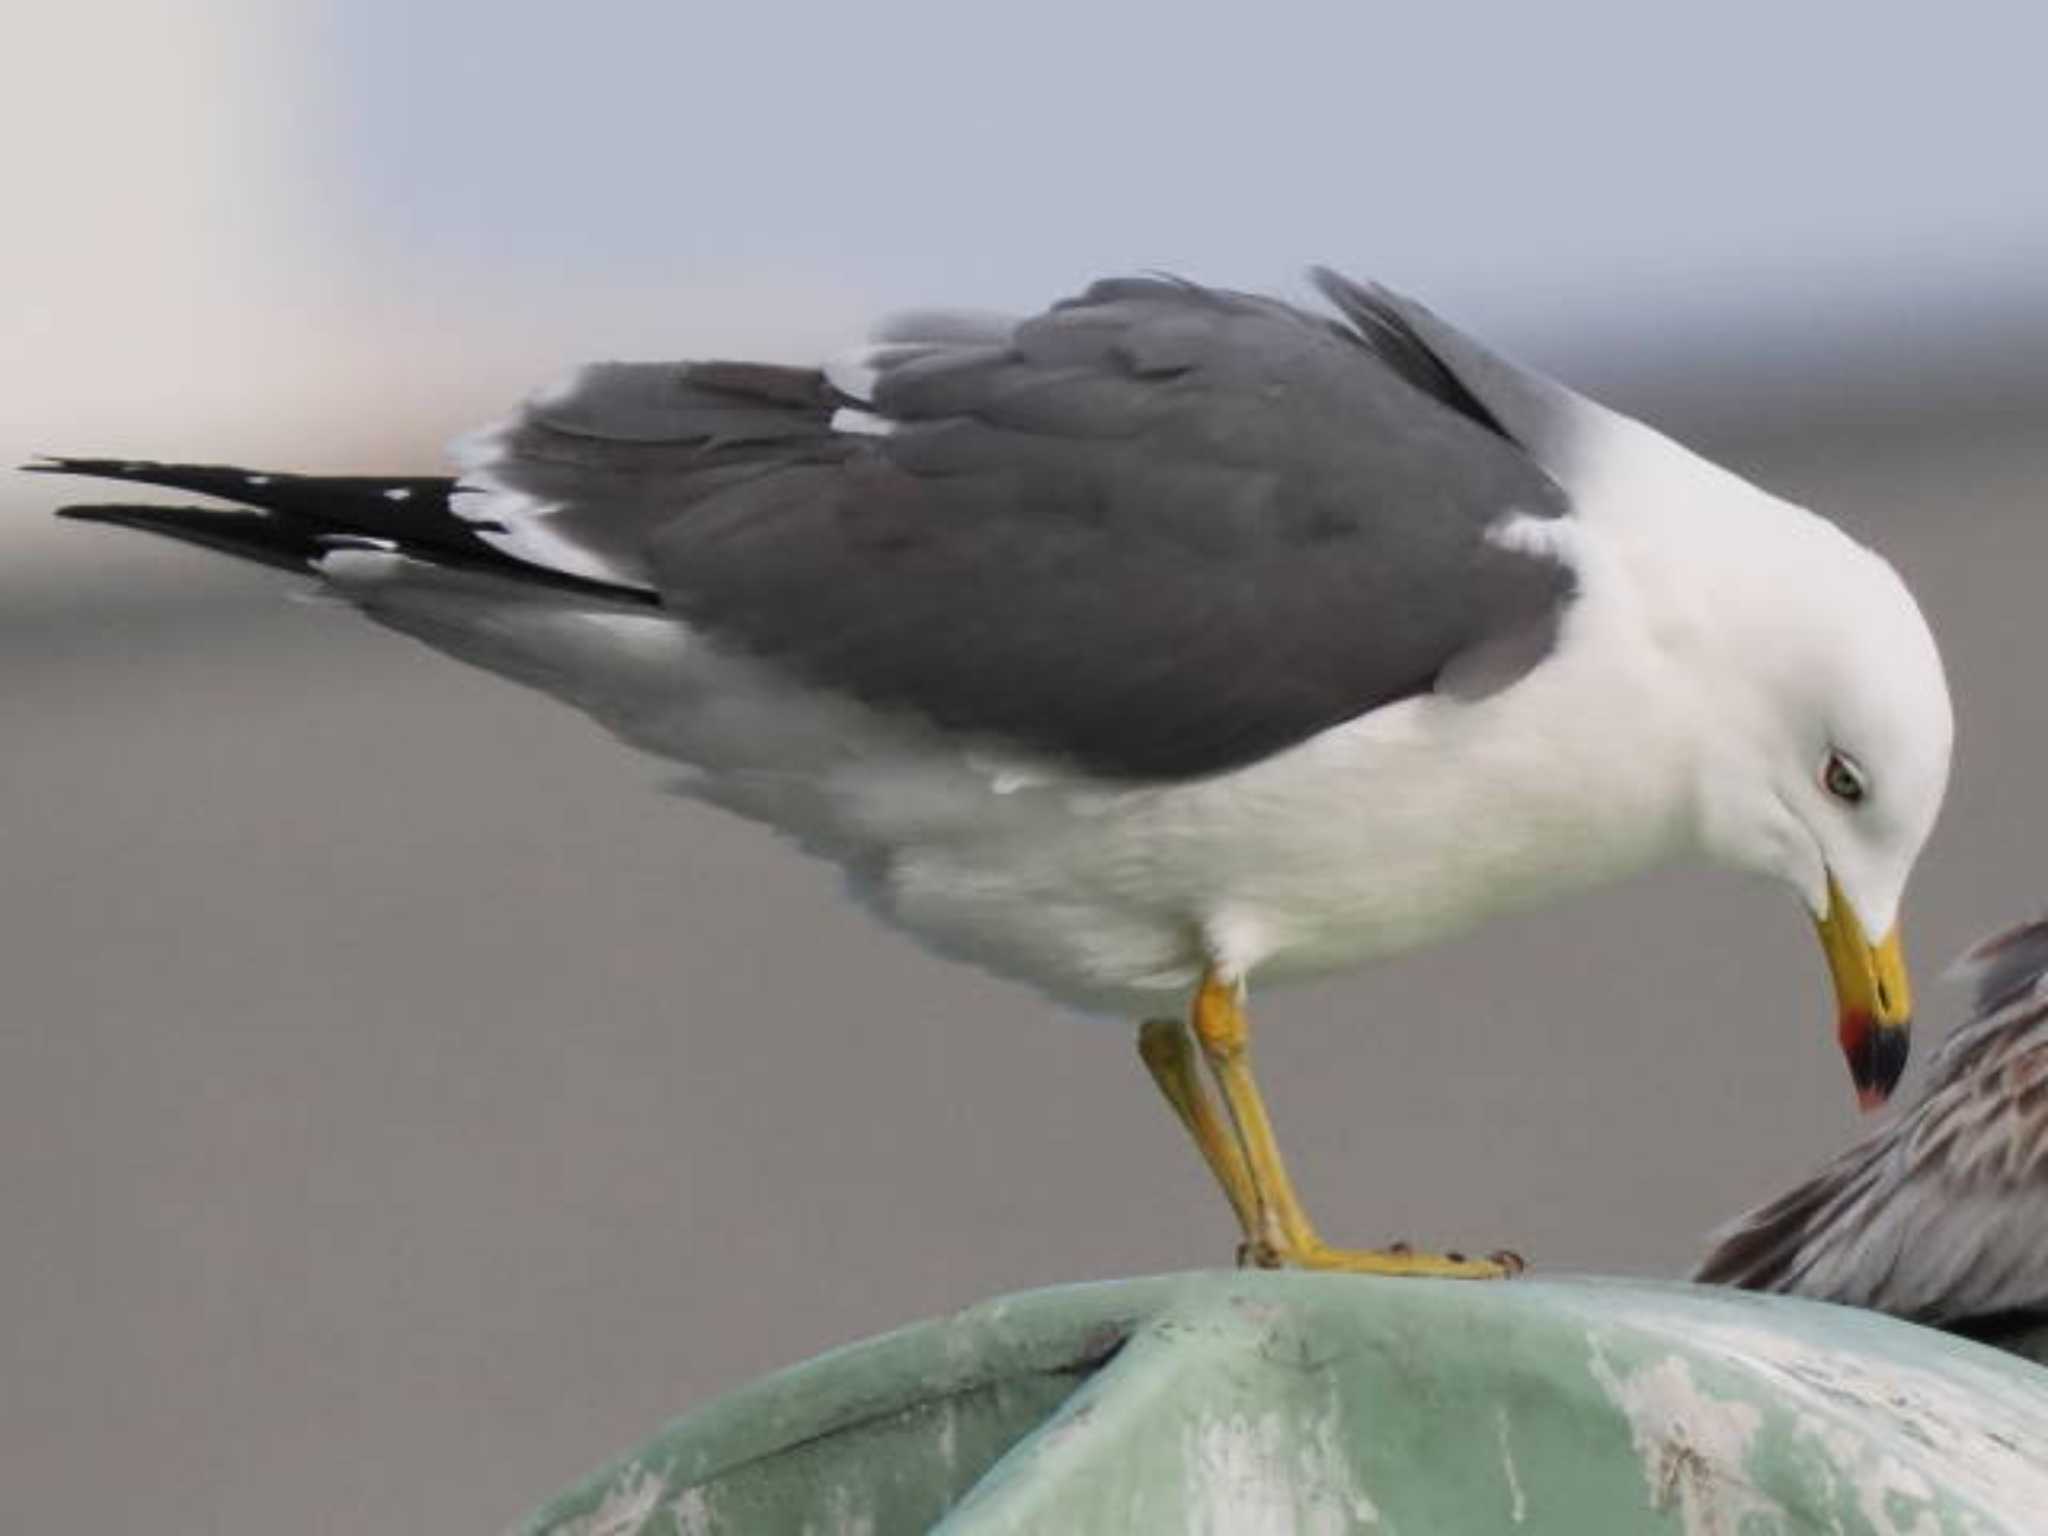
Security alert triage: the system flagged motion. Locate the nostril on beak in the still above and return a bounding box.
[1876,977,1892,1012]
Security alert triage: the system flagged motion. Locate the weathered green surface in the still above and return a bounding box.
[514,1281,1167,1536]
[518,1273,2048,1534]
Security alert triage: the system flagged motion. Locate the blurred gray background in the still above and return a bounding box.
[6,1,2048,1530]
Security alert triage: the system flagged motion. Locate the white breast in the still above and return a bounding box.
[320,504,1695,1020]
[827,521,1697,1015]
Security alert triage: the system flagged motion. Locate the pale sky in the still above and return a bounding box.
[309,0,2048,321]
[9,0,2047,549]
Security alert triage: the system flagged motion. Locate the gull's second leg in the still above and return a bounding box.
[1189,969,1522,1279]
[1137,1017,1262,1254]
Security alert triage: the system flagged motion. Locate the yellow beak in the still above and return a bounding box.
[1814,874,1912,1110]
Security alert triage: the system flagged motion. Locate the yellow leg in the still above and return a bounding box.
[1138,1017,1261,1243]
[1189,969,1523,1279]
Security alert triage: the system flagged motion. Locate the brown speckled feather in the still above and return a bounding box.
[1697,918,2048,1334]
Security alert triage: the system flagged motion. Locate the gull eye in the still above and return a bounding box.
[1822,750,1867,806]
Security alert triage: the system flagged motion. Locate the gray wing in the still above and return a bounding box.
[459,271,1574,780]
[1696,918,2048,1332]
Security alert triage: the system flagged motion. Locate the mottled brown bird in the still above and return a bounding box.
[1699,917,2048,1357]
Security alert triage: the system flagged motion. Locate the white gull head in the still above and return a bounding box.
[1392,278,1955,1108]
[1679,503,1952,939]
[1532,385,1954,1108]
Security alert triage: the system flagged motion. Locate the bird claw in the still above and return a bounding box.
[1236,1239,1283,1270]
[1231,1233,1523,1279]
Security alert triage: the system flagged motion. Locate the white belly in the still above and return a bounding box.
[324,550,1694,1019]
[833,653,1694,1016]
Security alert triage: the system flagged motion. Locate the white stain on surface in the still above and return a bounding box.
[800,1480,876,1536]
[669,1485,716,1536]
[556,1464,665,1536]
[1665,1311,2048,1530]
[1799,1416,1941,1536]
[934,1396,960,1478]
[1495,1405,1527,1525]
[1183,1410,1380,1536]
[1588,1344,1772,1536]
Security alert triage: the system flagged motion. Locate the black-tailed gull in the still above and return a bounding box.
[34,269,1954,1276]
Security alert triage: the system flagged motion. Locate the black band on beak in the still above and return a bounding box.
[1844,1018,1910,1107]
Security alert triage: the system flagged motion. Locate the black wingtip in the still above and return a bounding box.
[48,501,325,575]
[34,454,662,607]
[24,455,153,478]
[51,501,196,528]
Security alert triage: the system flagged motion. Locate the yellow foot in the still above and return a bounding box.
[1245,1240,1525,1280]
[1149,972,1529,1284]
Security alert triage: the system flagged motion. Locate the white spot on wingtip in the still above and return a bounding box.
[245,473,272,485]
[383,487,412,501]
[311,547,410,584]
[1485,507,1579,566]
[830,406,896,438]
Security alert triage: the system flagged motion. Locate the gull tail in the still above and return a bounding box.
[27,457,656,606]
